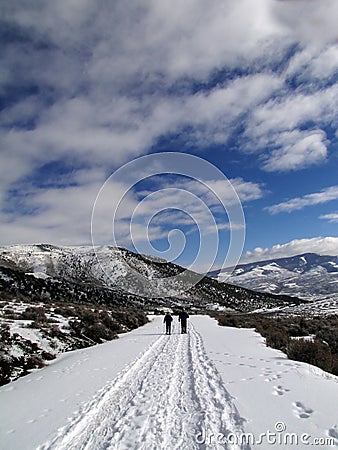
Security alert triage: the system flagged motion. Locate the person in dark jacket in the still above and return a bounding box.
[163,312,173,334]
[178,310,189,333]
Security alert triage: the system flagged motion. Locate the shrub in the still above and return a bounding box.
[21,354,46,372]
[80,309,98,325]
[255,320,289,352]
[53,306,75,317]
[22,306,48,323]
[332,354,338,376]
[316,326,338,354]
[83,323,116,343]
[287,339,333,373]
[48,325,64,338]
[0,324,11,344]
[0,355,15,385]
[217,314,239,327]
[99,311,122,333]
[112,310,148,330]
[265,329,289,352]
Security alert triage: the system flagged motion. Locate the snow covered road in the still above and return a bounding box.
[0,316,337,450]
[39,322,246,450]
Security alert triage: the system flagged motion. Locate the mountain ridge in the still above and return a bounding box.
[0,243,302,312]
[209,252,338,302]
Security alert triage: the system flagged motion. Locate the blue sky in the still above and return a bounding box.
[1,0,338,272]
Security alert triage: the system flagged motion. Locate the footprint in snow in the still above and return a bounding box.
[328,425,338,442]
[240,377,255,382]
[273,385,290,396]
[293,401,314,419]
[264,373,282,382]
[26,418,37,424]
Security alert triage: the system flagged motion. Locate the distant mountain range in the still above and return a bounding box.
[0,244,302,313]
[209,253,338,302]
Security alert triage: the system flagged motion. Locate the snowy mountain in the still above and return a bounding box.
[0,244,302,312]
[209,253,338,302]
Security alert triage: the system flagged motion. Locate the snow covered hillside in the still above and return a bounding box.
[0,244,302,311]
[0,316,337,450]
[0,297,148,385]
[210,253,338,306]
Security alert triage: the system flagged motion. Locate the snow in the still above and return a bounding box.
[291,335,316,342]
[9,320,41,341]
[221,253,338,303]
[0,272,13,283]
[8,320,57,355]
[0,316,337,450]
[198,317,338,448]
[26,272,51,280]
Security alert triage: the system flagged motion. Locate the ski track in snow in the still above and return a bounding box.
[38,323,249,450]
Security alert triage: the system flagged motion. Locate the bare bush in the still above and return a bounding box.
[287,339,333,373]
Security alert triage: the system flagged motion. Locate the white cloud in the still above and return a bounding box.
[143,176,264,208]
[85,0,285,83]
[266,185,338,214]
[1,1,335,184]
[270,0,338,47]
[249,85,337,135]
[0,73,283,212]
[319,213,338,223]
[1,0,337,246]
[178,74,284,147]
[91,171,253,264]
[245,84,337,171]
[285,46,338,81]
[243,236,338,263]
[207,178,264,204]
[0,182,100,246]
[0,166,118,246]
[262,129,328,172]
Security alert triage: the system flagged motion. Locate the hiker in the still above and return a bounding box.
[163,312,173,334]
[178,310,189,334]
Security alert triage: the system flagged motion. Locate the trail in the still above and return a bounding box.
[39,323,249,450]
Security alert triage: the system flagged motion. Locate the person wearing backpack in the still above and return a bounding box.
[178,310,189,334]
[163,312,173,334]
